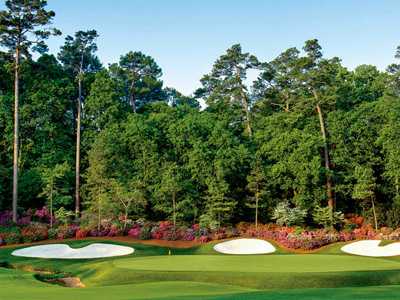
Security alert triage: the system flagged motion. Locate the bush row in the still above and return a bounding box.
[2,218,400,250]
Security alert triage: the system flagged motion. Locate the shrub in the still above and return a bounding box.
[54,207,74,225]
[20,223,48,243]
[0,211,13,226]
[140,224,152,240]
[107,224,121,237]
[196,235,209,243]
[128,225,141,239]
[75,228,89,239]
[56,225,78,239]
[272,202,307,226]
[48,227,58,240]
[181,228,195,241]
[0,226,21,244]
[313,206,344,229]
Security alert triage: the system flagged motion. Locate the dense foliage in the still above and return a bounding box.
[1,1,400,237]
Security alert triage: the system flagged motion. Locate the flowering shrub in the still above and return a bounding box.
[56,224,78,239]
[0,207,395,250]
[196,235,209,243]
[75,228,89,239]
[0,211,13,226]
[0,226,21,244]
[34,207,52,223]
[180,228,195,241]
[17,216,32,226]
[20,223,48,243]
[107,224,121,237]
[128,225,141,239]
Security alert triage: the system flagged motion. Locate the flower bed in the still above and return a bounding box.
[0,209,395,250]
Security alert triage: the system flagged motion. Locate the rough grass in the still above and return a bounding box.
[1,239,400,299]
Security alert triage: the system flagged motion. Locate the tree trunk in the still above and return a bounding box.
[124,208,128,231]
[313,90,334,209]
[172,191,176,237]
[255,194,259,230]
[97,200,101,231]
[12,47,20,223]
[371,197,378,231]
[130,80,136,113]
[75,77,82,217]
[283,91,290,113]
[50,182,53,228]
[235,67,252,136]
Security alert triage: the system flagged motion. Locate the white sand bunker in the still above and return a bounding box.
[12,243,134,259]
[213,238,276,255]
[341,240,400,257]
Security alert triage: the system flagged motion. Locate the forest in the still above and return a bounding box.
[1,0,400,236]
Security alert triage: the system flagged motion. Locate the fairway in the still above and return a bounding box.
[114,254,400,273]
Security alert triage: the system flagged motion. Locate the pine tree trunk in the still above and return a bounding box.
[97,202,101,231]
[235,67,252,136]
[12,47,20,223]
[172,191,176,238]
[255,194,259,230]
[75,77,82,217]
[371,197,378,231]
[130,80,136,113]
[50,182,53,228]
[313,90,334,209]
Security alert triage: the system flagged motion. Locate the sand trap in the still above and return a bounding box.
[12,243,134,259]
[213,238,276,255]
[341,240,400,257]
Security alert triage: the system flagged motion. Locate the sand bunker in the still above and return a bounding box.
[213,238,276,255]
[341,240,400,257]
[12,243,134,259]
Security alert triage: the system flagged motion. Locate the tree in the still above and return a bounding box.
[201,166,236,229]
[253,48,301,113]
[164,87,199,109]
[84,69,127,145]
[156,162,182,233]
[58,30,100,216]
[352,165,378,230]
[196,44,259,136]
[0,0,60,222]
[109,179,146,231]
[84,136,112,231]
[110,51,163,112]
[298,39,343,210]
[246,160,267,229]
[39,162,71,228]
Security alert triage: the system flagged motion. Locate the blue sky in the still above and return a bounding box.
[1,0,399,94]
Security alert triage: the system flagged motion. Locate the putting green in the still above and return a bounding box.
[114,254,400,273]
[2,240,400,300]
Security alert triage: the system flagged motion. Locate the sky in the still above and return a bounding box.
[1,0,399,95]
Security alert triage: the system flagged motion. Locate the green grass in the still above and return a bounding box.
[114,254,400,273]
[1,239,400,299]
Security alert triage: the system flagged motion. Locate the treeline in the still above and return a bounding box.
[1,1,400,230]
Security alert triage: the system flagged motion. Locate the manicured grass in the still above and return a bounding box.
[114,254,400,273]
[1,239,400,299]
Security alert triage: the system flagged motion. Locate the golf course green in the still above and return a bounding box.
[1,239,400,300]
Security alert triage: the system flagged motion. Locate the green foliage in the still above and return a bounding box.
[0,11,400,231]
[312,206,344,229]
[54,207,74,225]
[272,202,307,226]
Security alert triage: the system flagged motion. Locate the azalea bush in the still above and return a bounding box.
[0,226,21,245]
[20,223,48,243]
[0,207,396,250]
